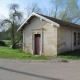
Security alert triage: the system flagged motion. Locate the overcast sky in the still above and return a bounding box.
[0,0,80,18]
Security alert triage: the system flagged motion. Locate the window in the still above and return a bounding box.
[74,32,76,46]
[78,33,80,45]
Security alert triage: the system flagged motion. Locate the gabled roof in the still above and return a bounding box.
[18,12,80,31]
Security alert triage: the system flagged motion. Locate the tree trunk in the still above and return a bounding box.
[12,36,22,49]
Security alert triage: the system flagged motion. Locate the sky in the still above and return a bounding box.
[0,0,80,18]
[0,0,51,18]
[0,0,52,31]
[0,0,80,31]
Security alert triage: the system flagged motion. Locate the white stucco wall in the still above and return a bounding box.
[57,27,80,54]
[23,17,58,56]
[42,23,57,56]
[23,17,47,54]
[57,27,72,54]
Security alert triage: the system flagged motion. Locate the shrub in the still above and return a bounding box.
[0,41,6,46]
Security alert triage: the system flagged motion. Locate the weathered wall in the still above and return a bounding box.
[23,17,46,54]
[57,27,72,54]
[57,26,80,54]
[23,17,58,56]
[42,24,57,56]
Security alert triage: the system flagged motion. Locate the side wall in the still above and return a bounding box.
[57,26,80,54]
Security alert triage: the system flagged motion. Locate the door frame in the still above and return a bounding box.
[32,31,43,55]
[34,34,41,55]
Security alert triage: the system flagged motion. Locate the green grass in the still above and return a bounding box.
[2,40,11,46]
[0,46,47,60]
[2,40,11,43]
[58,50,80,60]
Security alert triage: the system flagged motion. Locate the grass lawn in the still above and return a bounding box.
[2,40,11,46]
[1,45,80,60]
[58,50,80,60]
[0,46,47,60]
[2,40,11,43]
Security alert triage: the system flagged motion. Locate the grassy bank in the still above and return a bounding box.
[1,46,80,60]
[0,46,46,60]
[58,50,80,60]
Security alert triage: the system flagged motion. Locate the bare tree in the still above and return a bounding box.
[50,0,80,24]
[0,3,23,48]
[51,0,64,18]
[26,2,42,17]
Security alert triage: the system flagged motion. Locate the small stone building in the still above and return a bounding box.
[18,12,80,56]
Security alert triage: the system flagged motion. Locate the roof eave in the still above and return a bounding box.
[17,12,60,31]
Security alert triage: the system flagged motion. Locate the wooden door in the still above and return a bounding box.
[34,34,41,55]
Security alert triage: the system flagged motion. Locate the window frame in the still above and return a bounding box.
[74,32,76,46]
[78,33,80,45]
